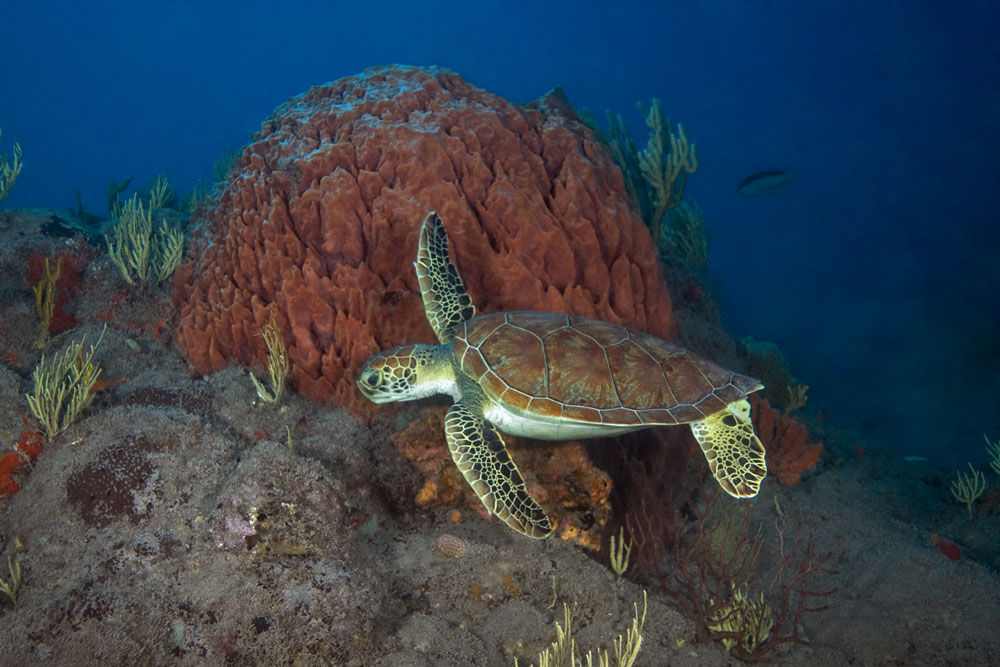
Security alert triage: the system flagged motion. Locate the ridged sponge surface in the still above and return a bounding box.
[173,65,676,415]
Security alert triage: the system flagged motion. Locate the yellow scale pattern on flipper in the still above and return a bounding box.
[444,400,553,539]
[415,212,476,344]
[689,399,767,498]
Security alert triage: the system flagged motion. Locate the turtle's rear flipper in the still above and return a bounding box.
[690,399,767,498]
[445,400,553,538]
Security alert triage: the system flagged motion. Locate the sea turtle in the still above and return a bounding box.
[357,212,767,538]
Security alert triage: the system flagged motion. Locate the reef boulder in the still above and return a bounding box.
[174,65,677,414]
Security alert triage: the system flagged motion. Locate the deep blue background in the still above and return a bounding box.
[3,1,998,466]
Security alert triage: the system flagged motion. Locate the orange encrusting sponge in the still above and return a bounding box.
[930,533,960,561]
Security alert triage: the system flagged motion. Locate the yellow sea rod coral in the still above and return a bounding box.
[105,194,184,285]
[985,434,1000,474]
[26,326,106,440]
[249,313,289,404]
[950,463,985,519]
[0,128,23,202]
[705,585,775,653]
[637,98,698,242]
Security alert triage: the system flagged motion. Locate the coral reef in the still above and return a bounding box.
[930,533,961,561]
[26,251,83,341]
[517,591,647,667]
[986,433,1000,474]
[950,463,986,518]
[391,406,612,549]
[660,200,708,272]
[784,383,809,415]
[584,100,699,255]
[147,173,176,209]
[751,397,823,486]
[0,128,22,202]
[608,526,632,578]
[602,429,701,577]
[603,376,826,657]
[248,312,289,403]
[173,65,677,416]
[740,336,799,409]
[25,326,106,440]
[651,487,837,661]
[105,177,132,213]
[0,429,44,496]
[105,194,184,286]
[0,539,23,607]
[636,99,698,245]
[704,585,774,654]
[65,434,157,528]
[30,257,61,349]
[1,186,997,663]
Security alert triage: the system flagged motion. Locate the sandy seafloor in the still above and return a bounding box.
[0,208,998,665]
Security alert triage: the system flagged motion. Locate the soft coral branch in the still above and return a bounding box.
[752,396,823,485]
[645,482,837,661]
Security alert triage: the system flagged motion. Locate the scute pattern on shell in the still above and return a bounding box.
[454,312,760,425]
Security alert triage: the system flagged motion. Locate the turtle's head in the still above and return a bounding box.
[356,343,456,404]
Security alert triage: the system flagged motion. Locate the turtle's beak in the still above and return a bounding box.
[357,385,393,404]
[356,376,384,403]
[356,362,395,404]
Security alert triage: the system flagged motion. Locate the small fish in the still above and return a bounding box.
[737,169,795,196]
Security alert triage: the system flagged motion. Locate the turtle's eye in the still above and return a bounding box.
[364,371,381,387]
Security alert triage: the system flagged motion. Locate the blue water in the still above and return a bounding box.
[4,1,998,466]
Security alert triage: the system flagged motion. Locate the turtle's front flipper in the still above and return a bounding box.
[415,211,476,344]
[444,400,552,538]
[690,399,767,498]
